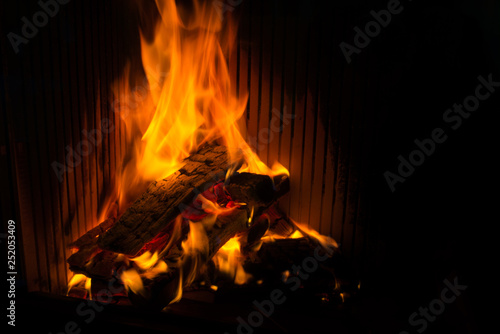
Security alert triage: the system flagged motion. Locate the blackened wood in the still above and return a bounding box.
[225,173,290,214]
[68,218,115,249]
[98,144,243,256]
[67,245,119,280]
[83,250,119,279]
[67,244,99,272]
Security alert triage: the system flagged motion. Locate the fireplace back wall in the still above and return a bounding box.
[1,0,379,295]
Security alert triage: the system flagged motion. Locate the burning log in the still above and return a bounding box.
[68,218,115,250]
[67,218,118,279]
[98,144,244,256]
[140,208,251,309]
[127,172,291,308]
[67,143,298,306]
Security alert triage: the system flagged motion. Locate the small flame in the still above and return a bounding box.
[181,221,210,289]
[121,268,146,297]
[67,274,88,295]
[247,206,255,226]
[85,277,92,300]
[213,237,252,285]
[121,251,169,296]
[282,270,290,283]
[293,221,338,251]
[130,251,159,271]
[289,230,303,239]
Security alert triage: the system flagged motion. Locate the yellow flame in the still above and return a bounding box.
[124,251,169,291]
[213,237,252,285]
[67,274,88,295]
[293,221,338,250]
[67,0,340,302]
[121,268,146,297]
[85,277,92,300]
[103,0,290,218]
[181,221,210,288]
[289,230,303,239]
[130,251,159,271]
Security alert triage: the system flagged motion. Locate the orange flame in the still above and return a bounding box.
[67,0,338,301]
[105,0,290,217]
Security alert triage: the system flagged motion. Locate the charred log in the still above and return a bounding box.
[98,144,244,256]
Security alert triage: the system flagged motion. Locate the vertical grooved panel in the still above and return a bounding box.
[267,5,284,171]
[287,13,309,222]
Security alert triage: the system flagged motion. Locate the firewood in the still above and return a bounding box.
[67,244,99,270]
[130,171,293,309]
[68,218,115,250]
[67,218,117,279]
[97,144,244,256]
[129,208,250,310]
[67,245,119,280]
[225,173,290,209]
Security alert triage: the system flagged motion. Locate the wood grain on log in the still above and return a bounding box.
[98,144,244,256]
[68,218,115,250]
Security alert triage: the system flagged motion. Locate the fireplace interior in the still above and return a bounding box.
[1,0,496,333]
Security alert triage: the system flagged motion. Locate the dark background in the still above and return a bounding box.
[1,0,498,333]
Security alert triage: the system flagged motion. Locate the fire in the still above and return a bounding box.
[108,0,278,296]
[67,0,337,304]
[110,0,237,211]
[213,237,252,285]
[293,221,339,251]
[121,268,145,297]
[67,274,92,299]
[130,251,160,271]
[107,0,290,215]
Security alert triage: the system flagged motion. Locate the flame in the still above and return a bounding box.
[120,251,169,296]
[293,221,339,251]
[213,237,252,285]
[67,274,88,295]
[130,251,159,271]
[85,277,92,300]
[289,230,304,239]
[67,0,340,303]
[67,274,92,299]
[104,0,291,218]
[121,268,146,297]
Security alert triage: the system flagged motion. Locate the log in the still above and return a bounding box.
[68,218,115,250]
[98,144,244,256]
[146,172,291,276]
[67,218,118,279]
[224,173,290,210]
[129,208,250,310]
[127,173,291,308]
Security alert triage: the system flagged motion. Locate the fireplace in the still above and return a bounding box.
[2,0,492,333]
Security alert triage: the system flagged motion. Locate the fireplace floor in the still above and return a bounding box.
[16,289,365,334]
